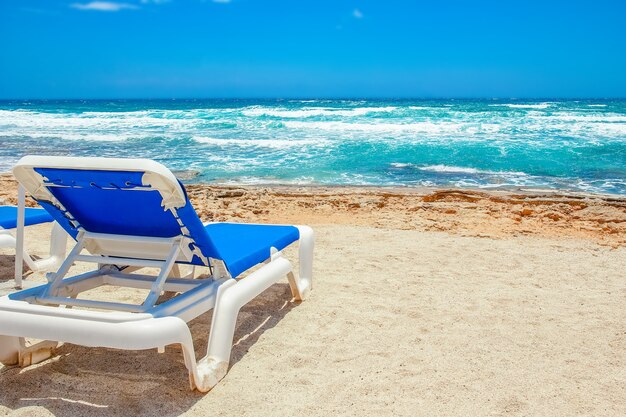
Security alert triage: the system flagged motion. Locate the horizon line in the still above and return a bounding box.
[1,97,626,101]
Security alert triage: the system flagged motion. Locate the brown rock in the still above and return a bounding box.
[217,190,245,198]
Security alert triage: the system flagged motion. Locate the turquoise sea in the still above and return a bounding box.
[0,99,625,195]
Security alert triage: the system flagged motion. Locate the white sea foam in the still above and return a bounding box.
[214,176,317,186]
[587,104,607,107]
[0,109,229,142]
[283,120,502,136]
[588,123,626,135]
[575,179,626,194]
[419,164,485,174]
[0,109,198,131]
[521,113,626,137]
[0,132,135,142]
[489,103,552,109]
[193,136,327,148]
[241,106,397,118]
[391,163,529,177]
[542,113,626,123]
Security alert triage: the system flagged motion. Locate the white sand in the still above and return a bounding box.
[0,222,624,416]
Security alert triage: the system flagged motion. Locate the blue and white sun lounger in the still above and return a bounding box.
[0,156,313,392]
[0,192,67,287]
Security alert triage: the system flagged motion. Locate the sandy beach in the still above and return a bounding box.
[0,174,625,416]
[2,0,625,414]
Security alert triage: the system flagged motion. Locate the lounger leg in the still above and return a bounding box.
[22,223,68,273]
[0,335,23,365]
[288,225,314,301]
[4,230,42,287]
[0,231,25,288]
[6,224,41,287]
[192,258,293,392]
[43,223,68,269]
[0,231,15,246]
[0,335,59,367]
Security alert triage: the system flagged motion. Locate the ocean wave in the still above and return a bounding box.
[417,164,486,174]
[0,109,235,142]
[575,178,626,194]
[541,113,626,123]
[1,100,624,195]
[391,163,529,176]
[241,106,397,118]
[0,109,198,129]
[521,114,626,137]
[213,176,317,186]
[283,120,501,134]
[387,163,626,193]
[489,103,552,109]
[193,136,327,148]
[0,132,143,142]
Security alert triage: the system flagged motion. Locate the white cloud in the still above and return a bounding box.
[212,0,232,3]
[353,8,363,19]
[70,2,139,11]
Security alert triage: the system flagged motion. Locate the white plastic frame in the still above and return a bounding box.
[0,223,314,392]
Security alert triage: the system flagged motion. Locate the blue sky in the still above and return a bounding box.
[1,0,625,98]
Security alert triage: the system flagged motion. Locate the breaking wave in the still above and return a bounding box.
[489,102,553,109]
[0,99,624,194]
[241,106,398,118]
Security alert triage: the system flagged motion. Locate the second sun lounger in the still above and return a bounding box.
[0,191,67,287]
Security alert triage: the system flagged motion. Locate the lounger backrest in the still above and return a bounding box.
[13,156,218,266]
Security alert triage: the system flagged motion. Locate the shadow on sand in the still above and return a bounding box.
[0,282,298,416]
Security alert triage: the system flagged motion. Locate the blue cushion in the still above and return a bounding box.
[35,168,182,238]
[0,206,54,230]
[29,167,300,276]
[33,167,218,266]
[205,223,300,277]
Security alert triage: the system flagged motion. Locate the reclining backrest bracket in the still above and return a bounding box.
[35,231,187,313]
